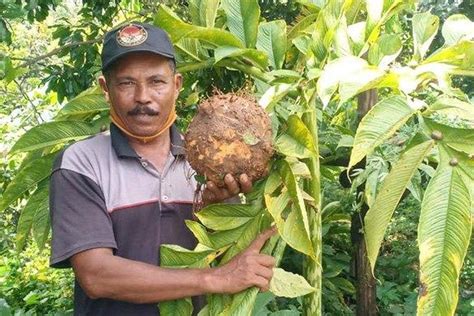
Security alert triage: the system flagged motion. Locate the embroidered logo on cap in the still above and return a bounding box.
[116,24,148,47]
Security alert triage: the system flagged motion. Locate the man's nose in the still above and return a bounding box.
[134,84,152,104]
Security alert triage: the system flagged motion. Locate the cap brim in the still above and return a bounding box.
[102,48,175,71]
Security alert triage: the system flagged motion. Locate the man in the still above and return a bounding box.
[49,22,275,315]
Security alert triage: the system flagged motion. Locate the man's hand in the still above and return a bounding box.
[202,173,252,204]
[68,227,276,303]
[204,227,277,293]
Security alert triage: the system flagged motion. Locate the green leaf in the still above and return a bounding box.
[0,55,7,78]
[265,163,315,259]
[317,56,386,107]
[287,159,311,178]
[368,34,402,68]
[186,220,251,250]
[197,304,210,316]
[264,191,289,227]
[15,182,49,251]
[214,46,269,69]
[267,310,300,316]
[196,204,261,231]
[275,115,317,159]
[311,13,328,61]
[258,83,296,111]
[348,21,366,54]
[0,19,12,44]
[438,141,474,182]
[0,298,11,315]
[9,120,103,155]
[219,215,262,264]
[222,0,260,48]
[287,13,318,41]
[427,97,474,126]
[160,244,213,268]
[423,41,474,66]
[349,96,415,171]
[364,164,385,208]
[252,292,275,316]
[278,160,309,235]
[336,134,353,149]
[220,287,259,316]
[160,298,193,316]
[155,5,243,48]
[423,118,474,158]
[176,38,203,61]
[292,35,312,56]
[208,294,228,315]
[268,70,301,80]
[360,0,408,56]
[365,0,384,37]
[441,14,474,46]
[189,0,220,28]
[32,185,51,251]
[270,268,314,298]
[330,277,356,294]
[333,16,352,58]
[256,20,287,70]
[0,55,14,82]
[417,167,472,315]
[276,134,315,158]
[56,87,108,119]
[364,140,434,273]
[407,170,424,202]
[264,171,282,195]
[0,153,57,212]
[185,220,213,248]
[412,12,439,61]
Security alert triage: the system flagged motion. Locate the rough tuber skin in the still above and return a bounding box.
[185,93,274,187]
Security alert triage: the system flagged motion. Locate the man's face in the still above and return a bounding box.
[99,52,182,137]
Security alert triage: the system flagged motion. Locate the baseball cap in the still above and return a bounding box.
[101,22,175,71]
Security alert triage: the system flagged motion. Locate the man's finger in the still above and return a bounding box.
[255,254,276,268]
[255,265,274,280]
[207,181,232,200]
[247,227,277,252]
[252,275,270,291]
[239,174,252,193]
[224,174,240,196]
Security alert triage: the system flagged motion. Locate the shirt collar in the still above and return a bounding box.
[110,123,185,158]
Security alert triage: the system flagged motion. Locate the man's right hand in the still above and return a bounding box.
[204,227,277,293]
[69,227,277,303]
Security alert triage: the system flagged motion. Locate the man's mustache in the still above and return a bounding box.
[127,105,160,116]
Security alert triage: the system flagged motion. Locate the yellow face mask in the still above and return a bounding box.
[109,105,177,143]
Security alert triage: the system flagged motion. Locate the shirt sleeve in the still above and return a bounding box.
[50,168,117,268]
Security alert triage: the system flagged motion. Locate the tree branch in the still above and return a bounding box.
[14,79,45,124]
[19,38,103,68]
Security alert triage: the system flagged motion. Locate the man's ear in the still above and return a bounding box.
[173,73,183,103]
[174,73,183,94]
[98,75,111,103]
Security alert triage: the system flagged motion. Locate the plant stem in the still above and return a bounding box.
[177,58,216,73]
[272,237,287,266]
[177,58,273,83]
[302,102,322,316]
[219,60,274,83]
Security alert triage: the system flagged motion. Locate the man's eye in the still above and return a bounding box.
[152,79,165,84]
[119,81,134,86]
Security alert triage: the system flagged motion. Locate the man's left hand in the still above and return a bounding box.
[202,174,252,204]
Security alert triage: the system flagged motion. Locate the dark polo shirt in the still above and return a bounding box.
[50,124,200,315]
